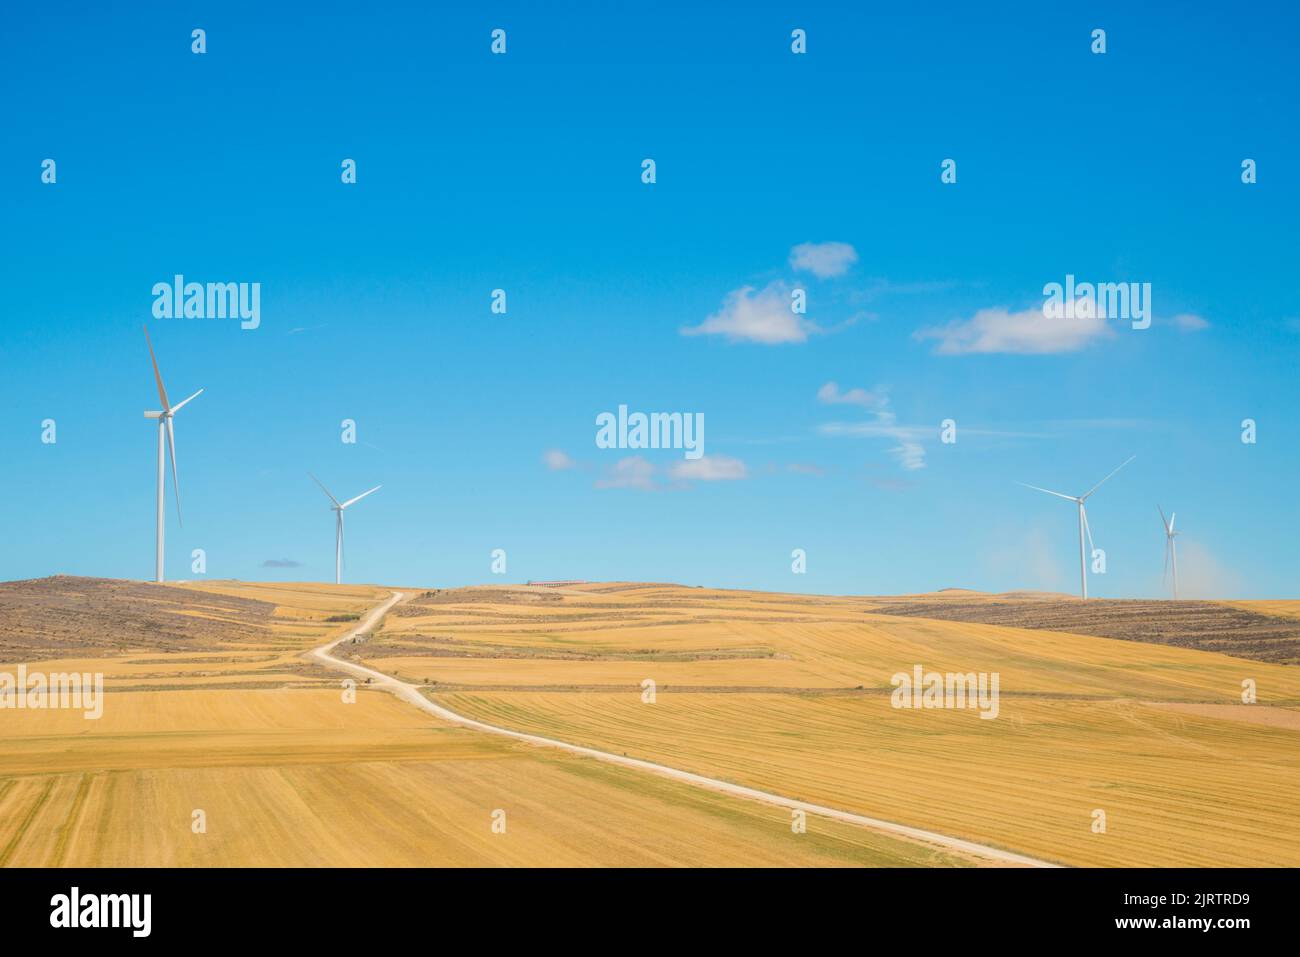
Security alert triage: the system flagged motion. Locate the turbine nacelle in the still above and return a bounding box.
[310,474,381,584]
[1018,455,1136,600]
[142,327,203,582]
[1159,506,1180,599]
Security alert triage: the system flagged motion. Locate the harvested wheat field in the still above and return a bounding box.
[6,578,1299,867]
[349,582,1300,867]
[0,578,982,867]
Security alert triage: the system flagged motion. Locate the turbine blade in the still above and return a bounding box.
[309,473,340,507]
[340,485,382,510]
[1169,512,1176,533]
[143,325,171,412]
[170,388,204,414]
[1017,482,1078,503]
[1081,505,1095,554]
[1163,539,1171,582]
[1081,455,1136,500]
[166,416,182,527]
[1158,505,1170,533]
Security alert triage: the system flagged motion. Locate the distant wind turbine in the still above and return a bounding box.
[1018,455,1135,600]
[142,327,203,583]
[1159,506,1179,599]
[310,474,381,585]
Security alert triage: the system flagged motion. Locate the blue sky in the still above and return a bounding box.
[2,2,1297,597]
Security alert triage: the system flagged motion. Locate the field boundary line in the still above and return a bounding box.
[52,772,93,867]
[309,591,1062,869]
[0,777,54,867]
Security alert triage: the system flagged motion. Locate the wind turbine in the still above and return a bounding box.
[1018,455,1135,600]
[1159,506,1179,599]
[142,327,203,583]
[310,474,381,585]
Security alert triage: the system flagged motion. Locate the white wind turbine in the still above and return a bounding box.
[310,474,381,585]
[1159,506,1179,599]
[1018,455,1135,600]
[142,327,203,583]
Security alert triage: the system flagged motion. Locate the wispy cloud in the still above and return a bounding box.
[542,448,577,471]
[790,241,858,279]
[595,456,658,491]
[682,281,817,344]
[817,381,888,409]
[1172,312,1209,332]
[595,454,748,490]
[887,428,927,470]
[669,455,747,481]
[916,305,1113,355]
[816,382,927,470]
[786,462,826,476]
[261,558,302,568]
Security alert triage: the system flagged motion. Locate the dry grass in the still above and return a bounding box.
[10,578,1299,867]
[439,690,1300,867]
[0,579,975,867]
[360,582,1300,867]
[0,576,278,660]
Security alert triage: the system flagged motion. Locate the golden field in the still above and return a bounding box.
[6,577,1299,867]
[0,579,978,867]
[356,583,1300,867]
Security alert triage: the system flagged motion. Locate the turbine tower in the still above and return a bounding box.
[143,327,203,583]
[1159,506,1179,599]
[1018,456,1135,600]
[310,474,381,585]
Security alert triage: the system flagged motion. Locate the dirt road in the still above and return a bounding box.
[309,590,1061,868]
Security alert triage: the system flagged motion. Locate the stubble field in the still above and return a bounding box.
[0,578,979,867]
[6,578,1299,866]
[355,583,1300,867]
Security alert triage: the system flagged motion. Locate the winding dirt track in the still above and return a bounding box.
[308,590,1061,868]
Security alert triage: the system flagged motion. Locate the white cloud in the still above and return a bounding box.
[1172,312,1209,332]
[542,449,577,471]
[817,381,888,409]
[682,282,816,344]
[790,241,858,279]
[888,426,926,471]
[595,456,658,491]
[916,305,1113,355]
[817,383,927,471]
[820,420,928,470]
[595,454,749,490]
[668,455,747,481]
